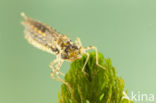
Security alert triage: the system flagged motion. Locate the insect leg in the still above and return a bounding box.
[49,59,73,92]
[75,37,82,47]
[52,60,65,81]
[84,46,106,70]
[49,59,59,80]
[49,59,64,80]
[82,52,90,75]
[74,38,105,73]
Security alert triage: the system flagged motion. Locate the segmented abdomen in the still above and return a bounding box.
[22,15,60,54]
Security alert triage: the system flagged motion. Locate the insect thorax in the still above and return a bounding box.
[56,35,81,62]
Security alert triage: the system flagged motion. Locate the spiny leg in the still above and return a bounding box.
[55,59,65,77]
[49,58,66,84]
[75,37,89,75]
[74,38,105,73]
[75,37,82,47]
[49,59,73,93]
[49,59,58,78]
[82,52,90,75]
[49,58,65,77]
[84,46,106,70]
[54,60,64,78]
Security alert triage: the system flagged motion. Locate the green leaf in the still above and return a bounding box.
[58,52,133,103]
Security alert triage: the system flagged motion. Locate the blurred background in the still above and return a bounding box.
[0,0,156,103]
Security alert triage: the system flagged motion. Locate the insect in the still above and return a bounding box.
[21,13,105,86]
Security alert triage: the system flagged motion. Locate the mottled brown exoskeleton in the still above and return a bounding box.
[21,13,105,86]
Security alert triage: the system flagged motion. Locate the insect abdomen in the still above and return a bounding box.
[21,13,60,54]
